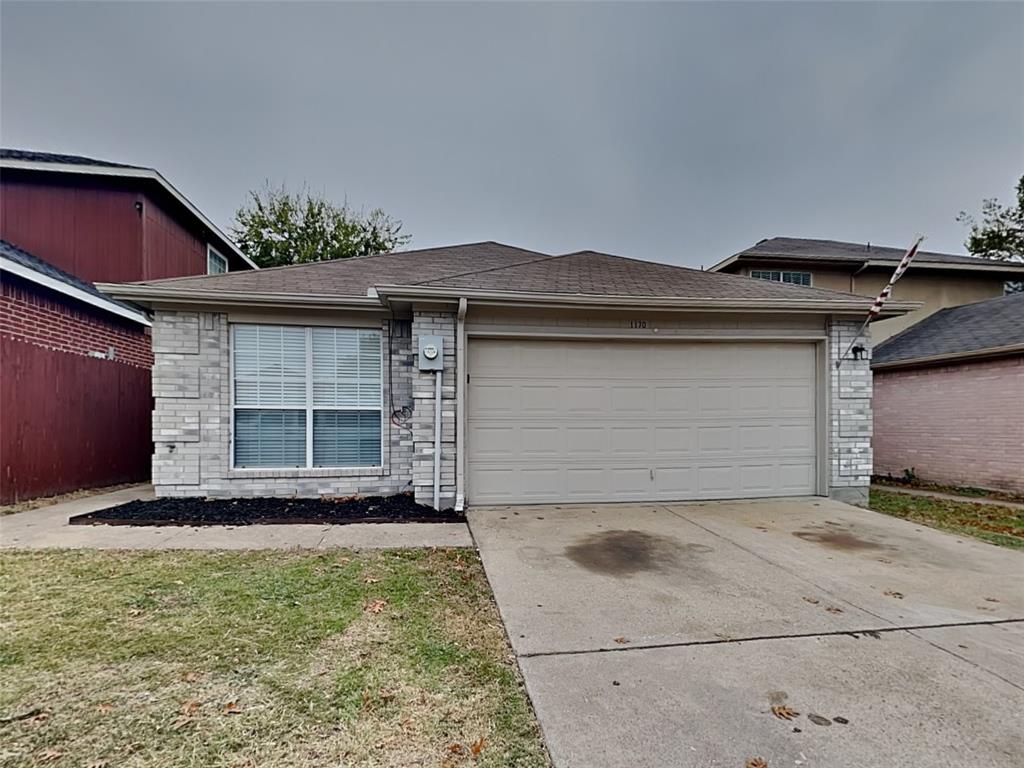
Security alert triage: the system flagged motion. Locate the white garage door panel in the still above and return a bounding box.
[468,340,818,504]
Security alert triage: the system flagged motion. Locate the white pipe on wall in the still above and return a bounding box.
[433,368,442,510]
[454,298,467,512]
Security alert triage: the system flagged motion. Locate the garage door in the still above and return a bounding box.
[467,339,819,504]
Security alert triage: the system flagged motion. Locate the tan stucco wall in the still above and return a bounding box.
[854,271,1009,341]
[731,263,1011,342]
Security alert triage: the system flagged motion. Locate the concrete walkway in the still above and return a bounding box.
[470,498,1024,768]
[874,483,1024,510]
[0,485,472,550]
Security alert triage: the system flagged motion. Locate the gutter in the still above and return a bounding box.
[5,258,151,326]
[871,343,1024,371]
[374,284,920,317]
[97,283,384,311]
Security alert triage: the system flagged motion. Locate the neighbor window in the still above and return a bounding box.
[232,325,382,469]
[750,269,812,287]
[207,246,228,274]
[1005,280,1023,295]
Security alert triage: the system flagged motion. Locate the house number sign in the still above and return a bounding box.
[629,320,648,329]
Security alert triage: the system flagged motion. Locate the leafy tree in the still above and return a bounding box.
[231,183,411,268]
[957,175,1024,262]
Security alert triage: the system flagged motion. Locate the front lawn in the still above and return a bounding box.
[869,489,1024,549]
[0,549,548,767]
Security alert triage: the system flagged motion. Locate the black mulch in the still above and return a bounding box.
[69,493,463,527]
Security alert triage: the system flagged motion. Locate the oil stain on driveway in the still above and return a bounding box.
[468,498,1024,768]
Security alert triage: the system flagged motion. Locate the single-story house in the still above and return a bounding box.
[709,237,1024,342]
[872,292,1024,492]
[103,242,917,508]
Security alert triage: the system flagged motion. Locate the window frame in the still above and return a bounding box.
[749,269,813,287]
[207,245,228,275]
[229,324,385,471]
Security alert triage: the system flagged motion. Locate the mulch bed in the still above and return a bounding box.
[69,493,463,527]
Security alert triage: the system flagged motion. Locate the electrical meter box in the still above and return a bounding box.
[418,335,444,371]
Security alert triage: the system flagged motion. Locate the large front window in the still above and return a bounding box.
[232,324,382,468]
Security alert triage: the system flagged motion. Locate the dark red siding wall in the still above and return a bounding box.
[141,191,207,279]
[0,173,212,282]
[0,175,144,283]
[0,276,153,503]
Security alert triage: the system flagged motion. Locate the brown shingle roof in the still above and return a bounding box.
[116,242,875,303]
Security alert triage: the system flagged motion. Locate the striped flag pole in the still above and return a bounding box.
[835,235,925,368]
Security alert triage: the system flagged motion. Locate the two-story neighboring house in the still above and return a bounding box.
[0,149,256,503]
[709,237,1024,342]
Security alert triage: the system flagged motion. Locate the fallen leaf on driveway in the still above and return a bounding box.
[746,758,768,768]
[984,597,1000,603]
[771,705,799,720]
[883,590,904,599]
[802,597,820,605]
[825,606,844,614]
[613,636,629,644]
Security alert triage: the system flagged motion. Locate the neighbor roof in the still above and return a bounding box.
[0,148,145,170]
[710,237,1024,272]
[0,147,256,270]
[100,241,918,316]
[873,292,1024,369]
[0,239,149,325]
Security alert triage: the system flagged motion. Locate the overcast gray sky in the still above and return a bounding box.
[2,1,1022,267]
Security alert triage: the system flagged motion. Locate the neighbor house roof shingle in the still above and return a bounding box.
[872,292,1024,367]
[107,241,880,304]
[716,237,1024,271]
[0,148,146,170]
[0,238,148,323]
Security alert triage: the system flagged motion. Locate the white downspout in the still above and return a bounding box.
[433,367,442,510]
[454,298,467,512]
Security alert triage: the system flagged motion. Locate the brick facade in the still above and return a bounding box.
[828,318,873,505]
[874,356,1023,492]
[150,310,416,498]
[1,275,152,368]
[148,309,872,506]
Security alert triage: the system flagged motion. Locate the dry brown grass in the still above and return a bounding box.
[0,548,549,767]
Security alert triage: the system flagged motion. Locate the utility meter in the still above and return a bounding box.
[418,335,444,370]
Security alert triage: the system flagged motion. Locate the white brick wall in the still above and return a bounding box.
[410,309,457,508]
[150,311,416,499]
[828,317,873,505]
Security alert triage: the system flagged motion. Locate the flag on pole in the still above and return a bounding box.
[865,235,925,319]
[836,235,925,368]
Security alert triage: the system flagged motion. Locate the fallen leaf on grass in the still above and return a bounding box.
[883,590,904,599]
[771,705,799,720]
[170,717,193,731]
[364,576,380,584]
[222,700,243,715]
[179,700,201,716]
[97,702,114,715]
[746,758,768,768]
[38,750,64,762]
[86,761,109,768]
[447,742,464,755]
[181,671,202,683]
[365,598,387,614]
[470,736,486,757]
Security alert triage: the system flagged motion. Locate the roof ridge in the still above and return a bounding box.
[410,249,561,286]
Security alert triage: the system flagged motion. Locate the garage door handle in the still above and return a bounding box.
[650,468,654,481]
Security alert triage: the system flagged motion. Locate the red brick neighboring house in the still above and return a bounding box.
[0,149,256,503]
[872,292,1024,492]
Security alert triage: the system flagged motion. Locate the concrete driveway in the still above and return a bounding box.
[468,498,1024,767]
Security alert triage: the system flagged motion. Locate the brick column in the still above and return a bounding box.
[828,317,872,505]
[410,308,457,508]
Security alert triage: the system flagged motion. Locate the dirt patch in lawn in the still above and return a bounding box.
[69,492,463,527]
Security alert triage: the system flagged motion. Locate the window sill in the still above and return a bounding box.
[226,467,386,480]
